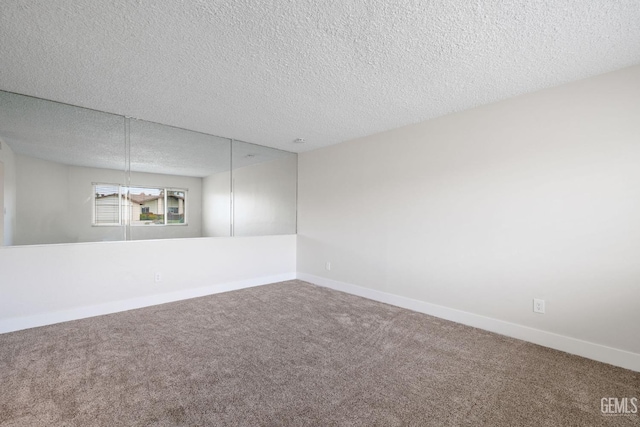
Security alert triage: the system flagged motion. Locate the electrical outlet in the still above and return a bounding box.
[533,298,545,314]
[155,272,162,283]
[325,262,331,271]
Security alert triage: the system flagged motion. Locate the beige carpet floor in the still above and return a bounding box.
[0,280,638,426]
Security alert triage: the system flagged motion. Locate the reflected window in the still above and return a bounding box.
[94,184,122,226]
[166,190,186,224]
[93,184,187,226]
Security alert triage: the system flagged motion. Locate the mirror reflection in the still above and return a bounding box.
[232,141,297,236]
[128,118,232,241]
[0,91,126,245]
[0,91,297,246]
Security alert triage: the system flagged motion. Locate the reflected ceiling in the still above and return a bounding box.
[129,119,229,177]
[0,91,291,177]
[0,91,125,171]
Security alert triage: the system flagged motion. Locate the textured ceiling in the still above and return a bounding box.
[1,1,639,153]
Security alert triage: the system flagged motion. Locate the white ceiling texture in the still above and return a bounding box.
[1,1,639,153]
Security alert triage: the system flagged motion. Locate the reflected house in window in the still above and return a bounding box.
[130,189,185,225]
[166,190,186,223]
[94,185,186,226]
[131,190,164,225]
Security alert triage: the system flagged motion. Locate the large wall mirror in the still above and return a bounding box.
[0,90,297,246]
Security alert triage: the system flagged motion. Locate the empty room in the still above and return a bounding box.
[1,1,639,426]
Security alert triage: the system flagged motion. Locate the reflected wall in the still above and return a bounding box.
[232,141,297,236]
[0,91,297,246]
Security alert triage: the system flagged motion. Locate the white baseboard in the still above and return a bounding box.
[297,273,640,373]
[0,272,296,334]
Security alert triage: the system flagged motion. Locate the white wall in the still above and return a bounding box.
[233,156,298,236]
[202,170,231,237]
[14,155,203,244]
[0,161,4,245]
[0,139,16,246]
[0,234,296,332]
[298,66,640,366]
